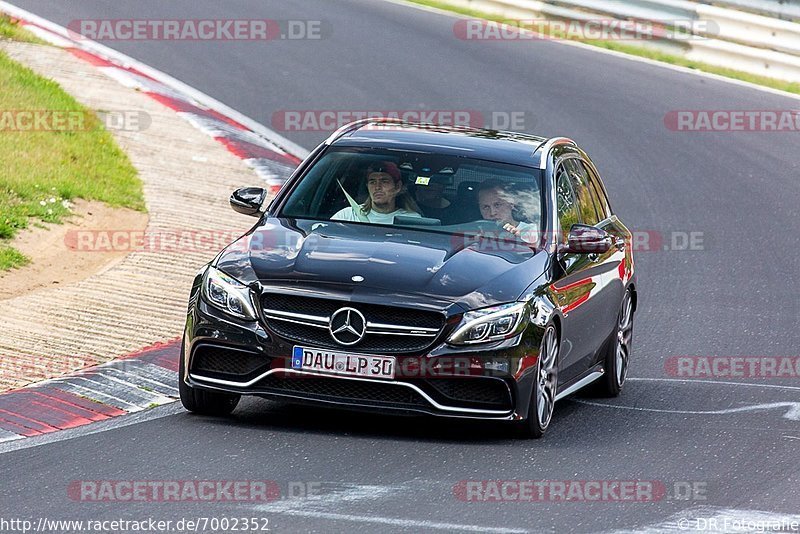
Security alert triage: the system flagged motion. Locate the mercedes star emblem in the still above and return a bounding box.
[329,307,367,346]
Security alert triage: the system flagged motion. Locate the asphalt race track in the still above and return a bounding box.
[1,1,799,532]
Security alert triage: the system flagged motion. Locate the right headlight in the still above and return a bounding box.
[201,266,258,320]
[447,302,528,346]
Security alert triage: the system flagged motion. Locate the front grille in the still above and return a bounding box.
[273,321,435,353]
[426,377,512,408]
[262,293,446,354]
[191,345,269,378]
[259,374,428,407]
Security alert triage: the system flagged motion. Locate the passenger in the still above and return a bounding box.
[477,180,540,243]
[414,173,453,222]
[331,161,422,224]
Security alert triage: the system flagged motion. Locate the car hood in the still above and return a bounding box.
[216,217,549,310]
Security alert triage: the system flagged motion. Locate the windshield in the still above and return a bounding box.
[280,147,545,246]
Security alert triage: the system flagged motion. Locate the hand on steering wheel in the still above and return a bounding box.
[502,222,523,236]
[473,219,519,240]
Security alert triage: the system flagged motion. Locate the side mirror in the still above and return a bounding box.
[559,224,612,254]
[230,187,266,217]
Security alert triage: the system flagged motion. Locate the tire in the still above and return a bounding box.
[516,325,559,439]
[179,340,240,416]
[593,288,634,398]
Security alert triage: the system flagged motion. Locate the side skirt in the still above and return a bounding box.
[555,365,605,401]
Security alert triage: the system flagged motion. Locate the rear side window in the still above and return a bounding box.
[564,159,600,226]
[577,160,612,220]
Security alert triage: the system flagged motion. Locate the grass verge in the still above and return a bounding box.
[0,18,144,271]
[407,0,800,96]
[0,14,46,44]
[0,246,29,270]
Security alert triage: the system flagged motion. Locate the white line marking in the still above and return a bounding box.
[244,158,297,186]
[0,430,23,443]
[574,399,800,420]
[628,377,800,391]
[607,506,800,534]
[89,372,174,406]
[96,66,146,90]
[255,481,528,532]
[268,510,528,533]
[18,22,72,47]
[0,403,182,455]
[102,367,177,393]
[256,482,399,514]
[46,378,141,411]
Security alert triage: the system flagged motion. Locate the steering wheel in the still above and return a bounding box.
[470,219,520,240]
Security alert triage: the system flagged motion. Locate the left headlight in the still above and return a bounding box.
[201,266,258,320]
[447,302,528,346]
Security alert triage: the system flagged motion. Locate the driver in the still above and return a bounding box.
[331,161,422,224]
[477,180,540,243]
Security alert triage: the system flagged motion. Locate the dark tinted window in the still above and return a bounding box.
[555,164,579,244]
[577,160,612,220]
[565,159,600,226]
[280,147,545,241]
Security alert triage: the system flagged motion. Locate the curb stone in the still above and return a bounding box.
[0,5,305,437]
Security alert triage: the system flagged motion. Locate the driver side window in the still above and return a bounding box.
[556,164,579,244]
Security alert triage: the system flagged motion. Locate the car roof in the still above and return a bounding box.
[329,120,553,169]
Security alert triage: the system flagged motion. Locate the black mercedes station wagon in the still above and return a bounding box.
[179,119,637,438]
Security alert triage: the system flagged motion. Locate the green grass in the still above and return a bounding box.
[0,14,46,44]
[0,39,144,271]
[585,40,800,94]
[0,246,29,270]
[407,0,800,96]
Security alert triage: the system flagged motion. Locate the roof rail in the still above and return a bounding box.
[323,117,404,145]
[535,137,576,169]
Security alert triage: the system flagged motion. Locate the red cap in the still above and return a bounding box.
[367,161,401,182]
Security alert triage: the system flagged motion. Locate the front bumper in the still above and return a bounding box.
[183,299,543,421]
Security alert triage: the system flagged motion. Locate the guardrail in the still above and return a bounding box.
[450,0,800,83]
[700,0,800,21]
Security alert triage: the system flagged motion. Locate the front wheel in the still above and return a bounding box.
[179,340,240,416]
[516,325,559,439]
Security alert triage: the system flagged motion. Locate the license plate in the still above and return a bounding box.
[291,346,395,379]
